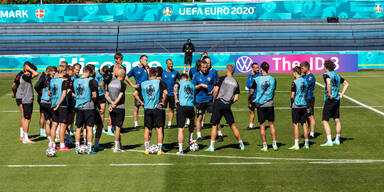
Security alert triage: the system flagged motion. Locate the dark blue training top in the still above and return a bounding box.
[246,72,261,97]
[127,66,149,85]
[189,67,199,80]
[162,69,180,96]
[192,71,216,103]
[302,73,316,99]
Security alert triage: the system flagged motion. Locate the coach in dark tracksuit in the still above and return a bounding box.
[182,38,195,74]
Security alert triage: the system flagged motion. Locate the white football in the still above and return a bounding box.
[149,145,159,154]
[78,145,88,154]
[189,140,199,152]
[46,148,56,157]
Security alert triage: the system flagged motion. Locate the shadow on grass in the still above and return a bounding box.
[245,126,261,131]
[122,144,142,150]
[202,135,228,141]
[121,126,142,133]
[214,142,251,151]
[100,142,114,149]
[300,132,322,139]
[32,136,47,142]
[163,142,178,152]
[340,137,354,144]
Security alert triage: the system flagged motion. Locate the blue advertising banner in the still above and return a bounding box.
[0,1,384,23]
[0,51,382,73]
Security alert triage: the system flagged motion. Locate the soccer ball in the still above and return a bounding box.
[78,145,88,154]
[46,148,56,157]
[189,140,199,152]
[149,145,159,154]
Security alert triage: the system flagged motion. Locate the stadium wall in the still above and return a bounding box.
[0,51,381,73]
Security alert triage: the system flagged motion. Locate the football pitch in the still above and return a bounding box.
[1,71,384,192]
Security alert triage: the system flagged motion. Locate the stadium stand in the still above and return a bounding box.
[1,19,384,54]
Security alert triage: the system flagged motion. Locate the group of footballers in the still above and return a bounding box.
[11,52,349,155]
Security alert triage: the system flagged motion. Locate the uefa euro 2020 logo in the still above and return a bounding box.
[236,56,253,73]
[375,4,383,13]
[163,7,173,17]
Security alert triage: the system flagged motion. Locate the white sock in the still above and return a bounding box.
[210,140,215,148]
[249,123,253,128]
[40,128,45,133]
[144,141,150,151]
[57,125,60,134]
[134,121,139,127]
[189,132,194,141]
[201,122,204,127]
[263,142,267,148]
[335,134,341,141]
[51,142,56,148]
[272,140,277,146]
[158,143,163,152]
[218,130,223,136]
[186,118,190,125]
[20,128,24,137]
[60,142,65,148]
[115,141,120,149]
[197,132,202,138]
[168,121,172,127]
[107,125,112,132]
[23,132,29,141]
[304,139,309,146]
[310,132,315,137]
[75,142,80,150]
[87,142,92,151]
[94,138,100,146]
[48,137,52,143]
[294,139,299,147]
[327,135,332,143]
[178,143,183,152]
[239,140,244,148]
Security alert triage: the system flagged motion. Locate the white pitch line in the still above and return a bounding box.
[7,164,67,168]
[315,82,384,116]
[124,149,384,163]
[308,161,375,164]
[109,163,173,166]
[209,162,272,165]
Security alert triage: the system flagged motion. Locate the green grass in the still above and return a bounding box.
[1,71,384,192]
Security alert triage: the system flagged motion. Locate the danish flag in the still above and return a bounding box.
[35,9,45,18]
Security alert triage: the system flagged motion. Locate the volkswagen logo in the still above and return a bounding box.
[236,56,253,73]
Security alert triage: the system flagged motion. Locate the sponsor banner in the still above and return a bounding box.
[0,51,383,73]
[234,54,358,73]
[0,1,384,23]
[0,53,230,73]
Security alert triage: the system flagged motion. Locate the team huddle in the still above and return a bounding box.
[11,53,349,156]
